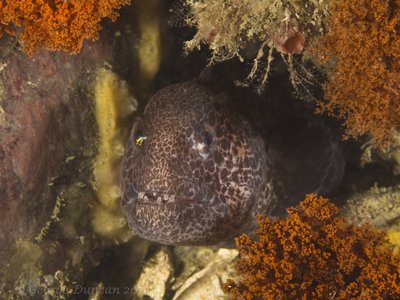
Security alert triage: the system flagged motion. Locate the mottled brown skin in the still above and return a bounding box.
[120,80,344,246]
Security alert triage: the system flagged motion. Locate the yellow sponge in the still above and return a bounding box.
[92,68,137,239]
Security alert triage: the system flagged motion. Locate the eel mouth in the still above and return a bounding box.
[122,181,219,206]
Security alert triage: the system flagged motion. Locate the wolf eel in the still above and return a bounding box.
[120,80,344,246]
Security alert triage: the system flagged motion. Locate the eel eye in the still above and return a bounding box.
[193,124,215,159]
[134,129,147,147]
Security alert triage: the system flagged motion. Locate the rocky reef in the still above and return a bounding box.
[0,0,400,299]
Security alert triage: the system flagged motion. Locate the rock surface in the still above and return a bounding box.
[0,36,111,278]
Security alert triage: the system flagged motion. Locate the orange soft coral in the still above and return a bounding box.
[314,0,400,148]
[223,194,400,299]
[0,0,130,55]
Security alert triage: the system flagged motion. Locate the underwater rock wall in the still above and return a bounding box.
[0,36,112,293]
[0,0,400,299]
[0,2,161,298]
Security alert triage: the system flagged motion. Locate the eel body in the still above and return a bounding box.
[120,80,344,245]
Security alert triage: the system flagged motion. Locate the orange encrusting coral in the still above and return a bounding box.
[0,0,130,55]
[223,194,400,299]
[314,0,400,148]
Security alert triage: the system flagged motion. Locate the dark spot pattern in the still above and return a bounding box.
[120,81,344,246]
